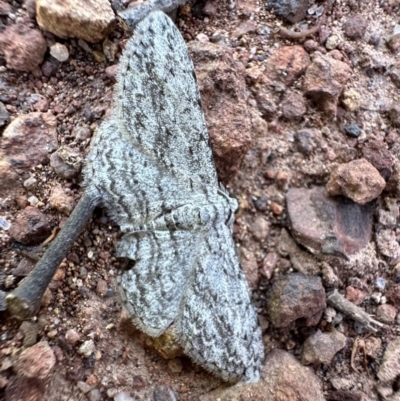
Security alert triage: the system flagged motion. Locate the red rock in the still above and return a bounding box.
[303,53,351,115]
[345,286,366,305]
[264,45,310,87]
[326,159,386,204]
[188,41,251,182]
[281,92,307,120]
[105,64,118,82]
[286,186,372,258]
[16,341,56,380]
[376,304,397,324]
[233,21,257,38]
[343,14,368,40]
[362,140,393,181]
[65,329,81,345]
[0,24,47,72]
[9,206,52,245]
[0,112,57,170]
[261,252,278,279]
[33,97,49,112]
[267,273,326,328]
[270,201,283,215]
[255,90,277,121]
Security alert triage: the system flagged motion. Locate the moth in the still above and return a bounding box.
[7,9,264,382]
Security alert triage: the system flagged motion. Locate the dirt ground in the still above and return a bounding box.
[1,0,400,400]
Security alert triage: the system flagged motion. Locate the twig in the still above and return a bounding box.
[275,15,325,40]
[327,290,385,333]
[6,192,99,319]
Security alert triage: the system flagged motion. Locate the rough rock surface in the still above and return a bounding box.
[49,185,75,215]
[266,0,310,23]
[36,0,116,43]
[0,112,58,198]
[50,146,83,179]
[378,337,400,384]
[267,273,326,328]
[287,186,372,257]
[0,24,47,71]
[16,341,56,379]
[301,330,347,365]
[264,45,310,87]
[9,206,52,245]
[326,159,386,204]
[188,41,252,182]
[303,53,351,115]
[200,350,325,401]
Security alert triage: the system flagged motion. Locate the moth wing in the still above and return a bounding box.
[174,225,264,382]
[115,11,217,187]
[117,229,203,336]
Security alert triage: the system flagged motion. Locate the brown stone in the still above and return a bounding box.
[250,216,269,242]
[200,350,325,401]
[264,46,310,87]
[295,129,319,154]
[36,0,116,43]
[378,337,400,383]
[389,34,400,53]
[376,304,397,324]
[0,25,47,72]
[50,146,83,179]
[0,112,58,198]
[345,286,366,305]
[16,341,56,380]
[188,41,251,182]
[233,21,258,38]
[326,159,386,204]
[301,330,347,365]
[343,14,368,40]
[267,273,326,328]
[303,53,351,115]
[362,140,393,181]
[281,92,307,120]
[255,90,277,121]
[49,185,75,215]
[286,186,372,257]
[9,206,51,245]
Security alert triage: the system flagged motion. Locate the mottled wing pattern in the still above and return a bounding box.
[117,229,204,337]
[85,117,208,229]
[115,11,217,188]
[175,224,264,382]
[84,10,264,383]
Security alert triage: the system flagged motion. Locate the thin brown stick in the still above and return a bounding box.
[6,192,99,320]
[275,15,325,40]
[327,290,385,333]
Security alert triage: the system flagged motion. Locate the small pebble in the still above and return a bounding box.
[344,124,362,137]
[0,217,11,230]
